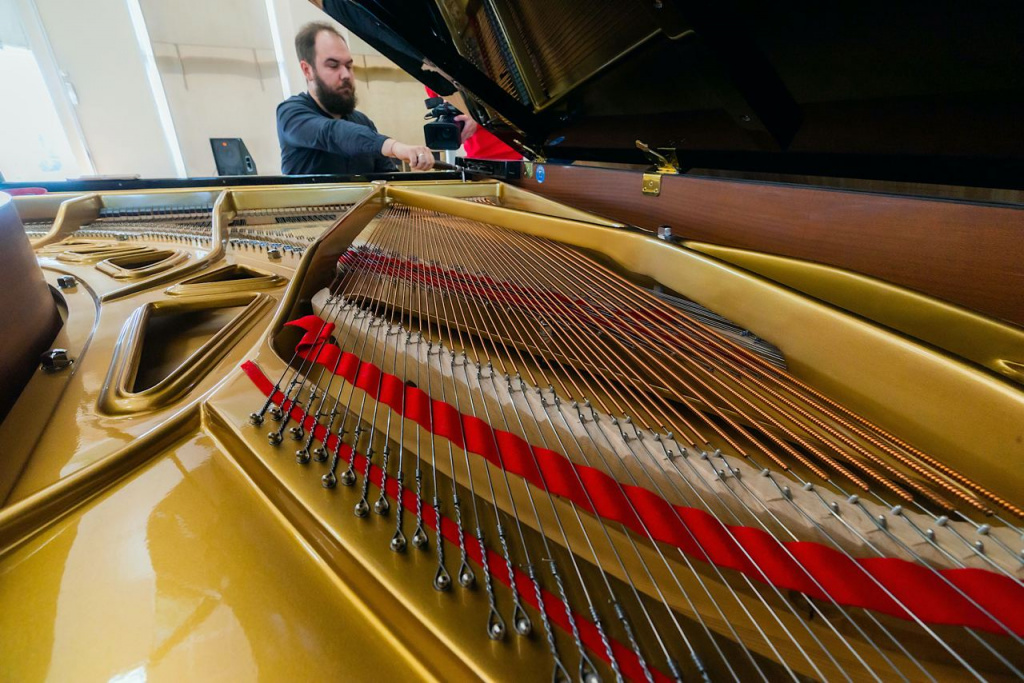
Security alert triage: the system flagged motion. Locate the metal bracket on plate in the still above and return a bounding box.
[636,140,679,196]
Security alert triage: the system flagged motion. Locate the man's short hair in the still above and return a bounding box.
[295,21,344,65]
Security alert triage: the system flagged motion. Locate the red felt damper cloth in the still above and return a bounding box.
[242,359,669,682]
[276,315,1024,637]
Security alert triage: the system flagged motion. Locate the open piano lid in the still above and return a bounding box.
[324,0,1024,189]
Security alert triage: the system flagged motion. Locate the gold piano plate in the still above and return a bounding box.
[95,248,189,280]
[165,263,288,296]
[2,177,1022,682]
[97,292,275,415]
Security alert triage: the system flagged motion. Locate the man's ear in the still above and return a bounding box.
[300,60,314,82]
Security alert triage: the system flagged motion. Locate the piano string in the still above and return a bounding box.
[245,203,1024,681]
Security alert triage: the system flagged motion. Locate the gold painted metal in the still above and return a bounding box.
[0,414,453,683]
[203,391,559,682]
[225,183,373,212]
[3,178,1023,682]
[268,184,389,345]
[1,192,306,500]
[0,405,201,551]
[11,192,77,242]
[687,241,1024,385]
[11,192,78,223]
[98,292,275,415]
[253,195,1022,679]
[236,337,959,681]
[91,187,222,212]
[390,178,626,226]
[165,263,287,296]
[16,184,371,249]
[636,140,679,196]
[45,239,153,264]
[28,193,101,248]
[97,190,229,302]
[642,172,663,196]
[95,248,189,279]
[28,189,221,249]
[382,185,1024,507]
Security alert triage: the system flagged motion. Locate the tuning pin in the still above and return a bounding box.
[458,560,475,588]
[390,530,407,553]
[340,469,357,487]
[296,449,311,464]
[267,431,283,446]
[579,653,601,683]
[269,406,284,421]
[512,602,532,636]
[412,526,429,550]
[289,426,304,441]
[433,564,452,592]
[487,606,506,640]
[249,412,264,425]
[354,499,369,518]
[322,472,337,488]
[312,446,327,462]
[374,496,390,515]
[552,658,572,683]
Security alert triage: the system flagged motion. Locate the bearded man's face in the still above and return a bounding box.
[314,68,356,117]
[307,30,357,117]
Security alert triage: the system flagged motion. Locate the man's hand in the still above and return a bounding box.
[455,114,478,143]
[384,139,435,171]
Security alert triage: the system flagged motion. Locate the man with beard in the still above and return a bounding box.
[277,22,435,175]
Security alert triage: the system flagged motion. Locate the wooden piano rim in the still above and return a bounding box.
[510,163,1024,328]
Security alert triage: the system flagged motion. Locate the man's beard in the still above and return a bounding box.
[314,72,357,117]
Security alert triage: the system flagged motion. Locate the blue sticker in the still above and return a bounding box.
[536,165,546,183]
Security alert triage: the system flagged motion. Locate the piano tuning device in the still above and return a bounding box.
[235,187,1023,682]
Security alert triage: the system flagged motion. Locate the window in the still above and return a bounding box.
[0,45,80,182]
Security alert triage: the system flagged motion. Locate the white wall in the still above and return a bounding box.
[152,42,283,175]
[141,0,285,175]
[0,45,82,181]
[10,0,436,180]
[33,0,177,177]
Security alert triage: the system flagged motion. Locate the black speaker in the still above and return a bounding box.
[210,138,258,175]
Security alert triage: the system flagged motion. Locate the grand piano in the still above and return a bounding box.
[0,1,1022,680]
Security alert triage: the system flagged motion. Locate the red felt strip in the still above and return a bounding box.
[241,360,666,682]
[274,317,1024,637]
